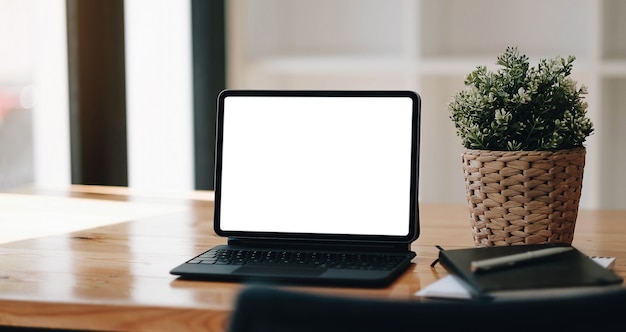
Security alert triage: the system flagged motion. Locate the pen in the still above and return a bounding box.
[470,247,574,273]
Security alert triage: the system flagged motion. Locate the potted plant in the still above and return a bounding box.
[448,46,594,247]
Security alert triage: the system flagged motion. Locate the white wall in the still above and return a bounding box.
[124,0,194,193]
[32,0,71,189]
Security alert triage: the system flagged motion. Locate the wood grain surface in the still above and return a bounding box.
[1,185,624,331]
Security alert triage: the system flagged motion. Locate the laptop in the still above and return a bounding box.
[170,89,421,287]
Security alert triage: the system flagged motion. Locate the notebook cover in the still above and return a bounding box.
[438,243,624,298]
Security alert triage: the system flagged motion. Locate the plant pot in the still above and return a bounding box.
[461,148,586,247]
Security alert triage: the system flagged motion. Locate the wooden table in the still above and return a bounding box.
[1,185,624,331]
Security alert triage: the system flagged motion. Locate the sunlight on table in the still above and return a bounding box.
[0,193,187,244]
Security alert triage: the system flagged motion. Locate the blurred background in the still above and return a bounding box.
[0,1,36,190]
[1,0,625,209]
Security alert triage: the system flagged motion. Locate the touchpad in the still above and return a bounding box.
[233,265,326,277]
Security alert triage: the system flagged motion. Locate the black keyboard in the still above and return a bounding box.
[187,248,407,271]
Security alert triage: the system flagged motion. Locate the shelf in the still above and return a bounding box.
[233,0,411,58]
[247,55,600,79]
[248,55,414,75]
[602,0,626,59]
[228,0,626,209]
[598,77,626,208]
[419,0,593,59]
[600,61,626,77]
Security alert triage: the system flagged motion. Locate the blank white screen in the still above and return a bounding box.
[219,96,414,236]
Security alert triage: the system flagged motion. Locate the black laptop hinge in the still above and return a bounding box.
[227,237,411,252]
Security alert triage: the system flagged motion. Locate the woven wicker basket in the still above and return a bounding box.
[462,148,586,247]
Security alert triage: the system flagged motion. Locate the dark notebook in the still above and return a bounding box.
[170,90,421,287]
[438,243,624,299]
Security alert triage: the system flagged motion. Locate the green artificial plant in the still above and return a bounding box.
[448,46,594,151]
